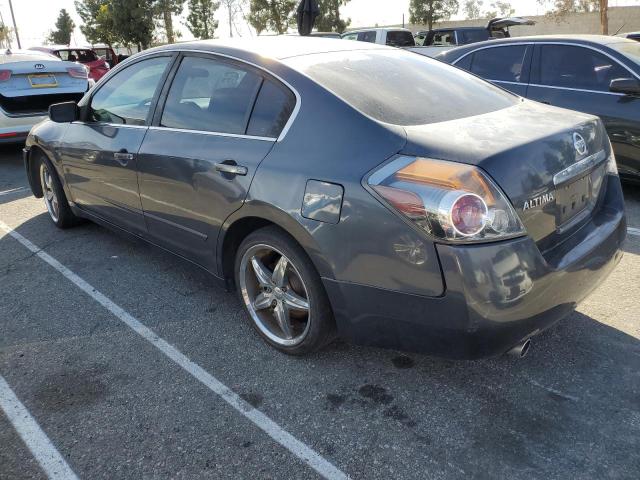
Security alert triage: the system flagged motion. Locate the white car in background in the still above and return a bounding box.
[0,49,90,143]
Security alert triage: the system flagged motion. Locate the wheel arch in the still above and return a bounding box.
[218,203,334,288]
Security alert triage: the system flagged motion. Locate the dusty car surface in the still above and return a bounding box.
[24,37,626,359]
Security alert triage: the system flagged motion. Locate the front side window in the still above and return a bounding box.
[386,31,415,47]
[89,56,171,125]
[471,45,528,83]
[358,31,377,43]
[539,44,629,92]
[161,56,263,135]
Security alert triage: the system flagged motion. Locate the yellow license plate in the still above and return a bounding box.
[29,74,57,88]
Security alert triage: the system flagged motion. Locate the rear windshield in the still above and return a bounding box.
[285,49,517,126]
[386,31,415,47]
[56,49,98,62]
[610,41,640,66]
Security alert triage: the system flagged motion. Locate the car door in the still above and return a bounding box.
[528,43,640,178]
[458,44,532,97]
[136,53,297,272]
[59,54,175,235]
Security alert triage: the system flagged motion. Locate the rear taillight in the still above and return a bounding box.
[67,66,88,79]
[0,70,11,81]
[367,156,525,243]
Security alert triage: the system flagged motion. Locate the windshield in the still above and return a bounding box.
[610,41,640,66]
[285,49,517,126]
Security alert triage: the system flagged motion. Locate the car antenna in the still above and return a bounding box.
[613,23,626,36]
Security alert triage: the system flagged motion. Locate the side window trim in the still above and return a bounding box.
[81,53,178,127]
[151,51,295,141]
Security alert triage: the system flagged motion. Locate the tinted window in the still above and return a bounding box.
[540,45,629,92]
[285,50,517,126]
[454,53,473,71]
[161,56,262,134]
[358,31,377,43]
[90,56,170,125]
[386,31,415,47]
[459,29,489,44]
[247,80,296,138]
[58,49,98,62]
[471,45,527,82]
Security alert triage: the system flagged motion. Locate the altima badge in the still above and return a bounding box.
[523,192,554,211]
[573,132,588,156]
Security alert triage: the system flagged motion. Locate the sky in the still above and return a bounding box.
[0,0,638,48]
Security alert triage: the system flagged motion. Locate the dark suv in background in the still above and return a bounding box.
[437,35,640,181]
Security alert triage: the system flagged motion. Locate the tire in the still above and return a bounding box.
[36,151,79,229]
[234,226,336,355]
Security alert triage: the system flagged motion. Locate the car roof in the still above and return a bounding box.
[343,27,412,34]
[0,49,59,63]
[457,34,632,47]
[34,45,94,52]
[149,36,389,60]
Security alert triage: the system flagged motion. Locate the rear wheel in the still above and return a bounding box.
[37,153,78,229]
[235,226,336,355]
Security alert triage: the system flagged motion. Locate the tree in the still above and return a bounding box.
[154,0,184,43]
[48,9,76,45]
[538,0,608,34]
[111,0,155,49]
[484,1,514,17]
[220,0,246,37]
[315,0,351,33]
[75,0,120,46]
[248,0,296,34]
[409,0,459,31]
[186,0,220,38]
[463,0,483,19]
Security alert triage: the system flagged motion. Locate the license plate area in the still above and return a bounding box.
[556,174,591,226]
[28,74,57,88]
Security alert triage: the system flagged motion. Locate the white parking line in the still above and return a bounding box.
[0,220,349,480]
[0,374,79,480]
[628,227,640,237]
[0,186,27,196]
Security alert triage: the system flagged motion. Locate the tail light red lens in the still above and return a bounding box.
[367,156,525,243]
[0,70,12,81]
[66,66,88,79]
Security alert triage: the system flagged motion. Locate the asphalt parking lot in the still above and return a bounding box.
[1,144,639,480]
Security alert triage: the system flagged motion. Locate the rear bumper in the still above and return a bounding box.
[0,109,46,143]
[324,175,626,359]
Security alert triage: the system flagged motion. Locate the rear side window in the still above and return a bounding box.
[539,45,629,92]
[470,45,528,82]
[342,33,358,41]
[431,31,456,46]
[358,31,377,43]
[161,56,262,134]
[459,29,489,44]
[285,49,517,126]
[247,79,296,138]
[89,56,171,125]
[386,31,415,47]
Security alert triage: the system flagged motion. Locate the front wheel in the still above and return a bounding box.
[235,226,336,355]
[37,153,78,229]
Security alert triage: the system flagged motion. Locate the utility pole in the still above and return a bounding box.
[8,0,20,49]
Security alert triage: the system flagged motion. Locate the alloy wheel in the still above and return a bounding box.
[40,163,60,223]
[239,244,311,346]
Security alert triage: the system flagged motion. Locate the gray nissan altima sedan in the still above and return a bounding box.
[23,37,626,359]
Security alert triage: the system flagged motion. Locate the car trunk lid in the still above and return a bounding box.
[400,101,610,255]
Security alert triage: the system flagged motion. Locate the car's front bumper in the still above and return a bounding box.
[323,175,626,359]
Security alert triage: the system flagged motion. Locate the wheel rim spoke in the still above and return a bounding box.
[271,256,288,287]
[251,256,273,287]
[253,292,273,311]
[273,302,293,339]
[282,290,309,312]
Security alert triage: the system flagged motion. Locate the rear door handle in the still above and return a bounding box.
[114,150,134,166]
[215,162,248,176]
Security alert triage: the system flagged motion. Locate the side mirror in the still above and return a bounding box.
[49,102,79,123]
[609,77,640,96]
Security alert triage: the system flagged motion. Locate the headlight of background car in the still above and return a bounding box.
[367,156,526,244]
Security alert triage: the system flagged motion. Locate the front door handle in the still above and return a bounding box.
[114,150,134,166]
[215,162,248,176]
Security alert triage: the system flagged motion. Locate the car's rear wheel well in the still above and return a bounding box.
[222,217,277,288]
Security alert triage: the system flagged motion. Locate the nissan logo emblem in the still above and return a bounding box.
[34,63,45,70]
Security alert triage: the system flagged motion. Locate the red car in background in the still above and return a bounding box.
[29,46,109,81]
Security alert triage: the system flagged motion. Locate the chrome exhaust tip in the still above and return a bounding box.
[507,339,531,358]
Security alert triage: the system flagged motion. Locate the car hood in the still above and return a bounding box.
[400,100,610,251]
